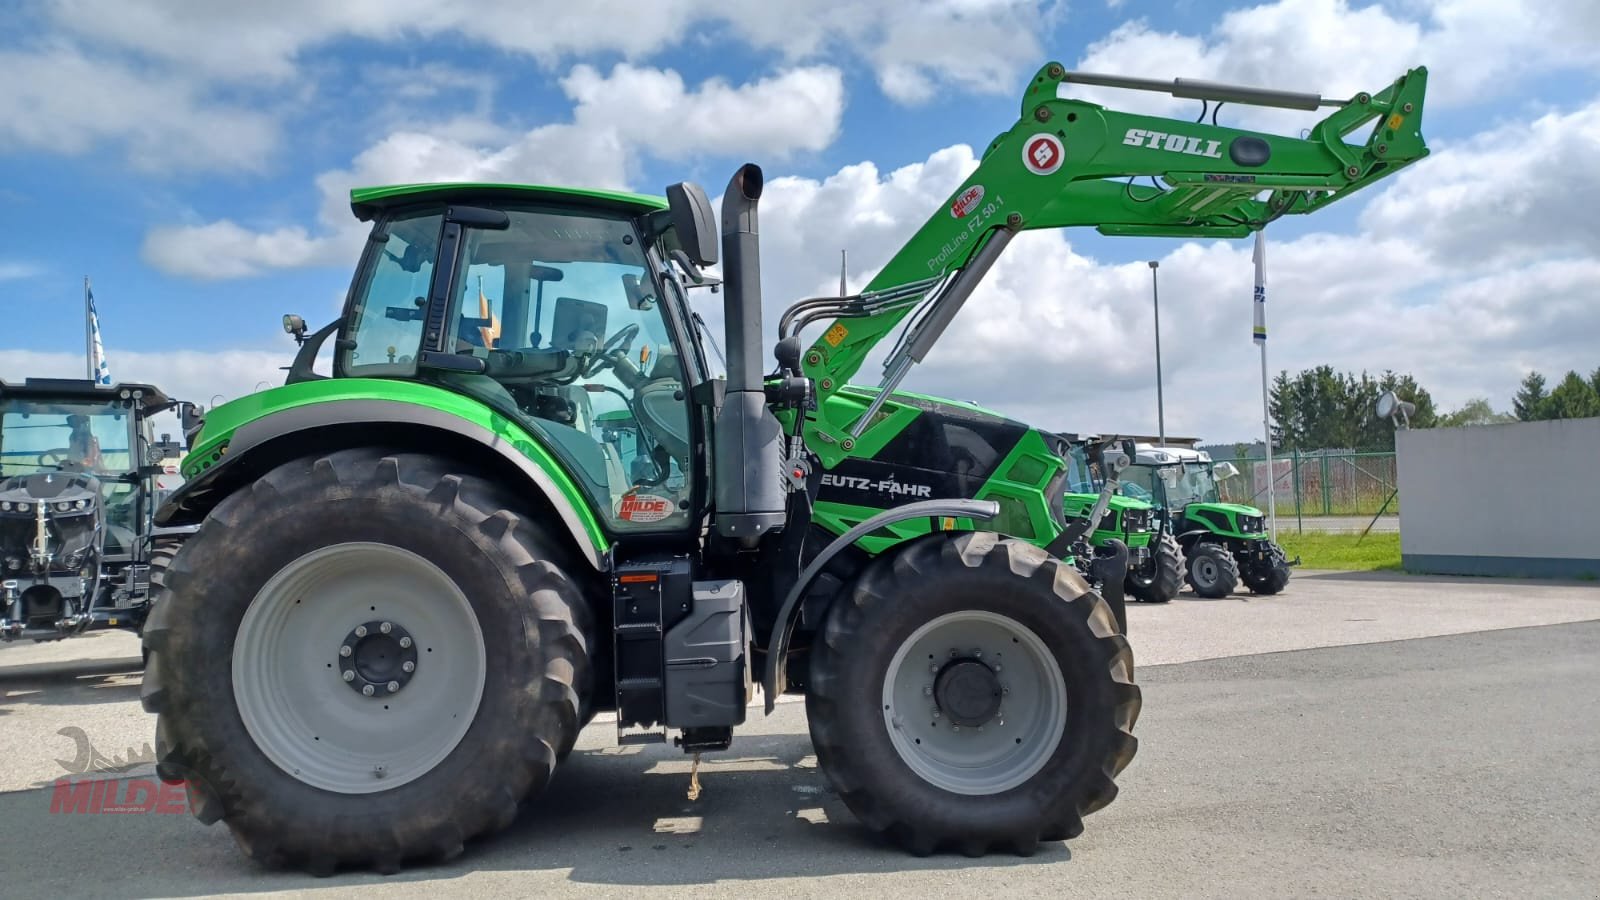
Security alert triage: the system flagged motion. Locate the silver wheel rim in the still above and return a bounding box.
[233,542,487,794]
[881,610,1067,795]
[1195,557,1219,587]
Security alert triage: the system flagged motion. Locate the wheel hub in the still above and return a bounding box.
[339,619,419,697]
[934,659,1002,727]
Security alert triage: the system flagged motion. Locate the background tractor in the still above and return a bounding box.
[139,62,1428,875]
[0,377,198,650]
[1060,437,1180,604]
[1120,441,1298,598]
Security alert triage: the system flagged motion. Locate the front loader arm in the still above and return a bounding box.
[782,62,1428,464]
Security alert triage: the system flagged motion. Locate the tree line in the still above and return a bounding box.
[1265,364,1600,452]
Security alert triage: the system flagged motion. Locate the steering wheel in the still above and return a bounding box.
[582,323,640,377]
[39,448,78,468]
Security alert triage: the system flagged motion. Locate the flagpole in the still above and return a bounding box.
[84,276,94,380]
[1253,230,1277,539]
[839,249,848,297]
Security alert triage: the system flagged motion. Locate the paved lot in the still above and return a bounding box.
[1277,514,1399,534]
[2,570,1597,898]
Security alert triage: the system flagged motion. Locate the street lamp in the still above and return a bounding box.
[1149,260,1165,447]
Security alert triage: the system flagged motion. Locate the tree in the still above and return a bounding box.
[1513,371,1551,421]
[1545,371,1600,420]
[1437,397,1515,427]
[1269,365,1436,450]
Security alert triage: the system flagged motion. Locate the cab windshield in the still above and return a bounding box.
[1168,462,1221,506]
[0,400,134,477]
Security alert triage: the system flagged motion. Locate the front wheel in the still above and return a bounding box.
[806,532,1141,857]
[140,448,593,875]
[1242,543,1292,595]
[1126,532,1183,603]
[1185,542,1239,598]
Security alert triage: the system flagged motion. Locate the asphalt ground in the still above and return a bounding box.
[2,568,1597,898]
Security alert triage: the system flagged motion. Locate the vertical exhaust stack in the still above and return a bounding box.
[713,164,787,545]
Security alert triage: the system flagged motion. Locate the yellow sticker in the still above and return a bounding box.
[824,323,849,347]
[108,618,118,626]
[942,517,956,530]
[1386,113,1404,130]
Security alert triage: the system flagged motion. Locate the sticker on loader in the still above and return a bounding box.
[1022,134,1064,175]
[618,492,673,523]
[950,185,986,218]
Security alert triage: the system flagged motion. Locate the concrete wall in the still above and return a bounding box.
[1396,417,1600,578]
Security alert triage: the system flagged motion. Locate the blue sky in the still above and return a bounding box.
[3,0,1598,439]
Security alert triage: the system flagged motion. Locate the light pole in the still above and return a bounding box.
[1149,260,1165,446]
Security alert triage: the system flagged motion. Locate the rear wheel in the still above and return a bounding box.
[1185,541,1238,598]
[140,448,593,875]
[1126,532,1182,603]
[806,532,1140,856]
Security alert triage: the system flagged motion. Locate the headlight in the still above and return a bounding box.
[76,499,89,510]
[0,501,10,511]
[56,501,73,512]
[17,502,30,513]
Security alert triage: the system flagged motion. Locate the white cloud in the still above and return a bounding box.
[47,0,1049,104]
[0,41,280,174]
[143,64,845,279]
[1070,0,1600,129]
[0,262,42,282]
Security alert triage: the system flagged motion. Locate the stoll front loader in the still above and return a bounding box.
[140,63,1428,874]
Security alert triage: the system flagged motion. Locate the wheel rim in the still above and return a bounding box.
[881,611,1067,796]
[233,542,487,794]
[1194,557,1219,587]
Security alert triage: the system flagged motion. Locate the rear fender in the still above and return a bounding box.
[156,396,609,570]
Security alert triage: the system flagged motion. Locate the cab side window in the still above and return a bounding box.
[341,210,444,376]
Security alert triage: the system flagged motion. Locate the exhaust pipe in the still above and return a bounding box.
[713,164,787,545]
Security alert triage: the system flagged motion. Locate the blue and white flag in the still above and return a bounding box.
[87,284,112,385]
[1252,229,1267,345]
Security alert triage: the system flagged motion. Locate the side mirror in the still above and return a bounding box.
[665,181,718,268]
[177,402,203,446]
[1214,461,1240,480]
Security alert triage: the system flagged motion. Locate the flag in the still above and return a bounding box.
[87,284,112,385]
[1252,229,1267,345]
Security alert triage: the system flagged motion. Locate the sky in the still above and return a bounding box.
[2,0,1598,444]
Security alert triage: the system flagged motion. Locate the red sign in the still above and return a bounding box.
[1022,134,1064,175]
[949,185,986,219]
[618,492,673,523]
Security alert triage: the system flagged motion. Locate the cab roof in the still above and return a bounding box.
[1134,443,1211,465]
[0,377,172,410]
[349,182,669,222]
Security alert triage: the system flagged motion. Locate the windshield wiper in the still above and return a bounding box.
[691,311,727,371]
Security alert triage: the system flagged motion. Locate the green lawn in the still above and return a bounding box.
[1275,530,1401,571]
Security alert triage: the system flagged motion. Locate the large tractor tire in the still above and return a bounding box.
[1242,543,1292,595]
[1125,532,1183,604]
[137,537,183,668]
[806,531,1141,857]
[140,448,594,876]
[1185,541,1239,598]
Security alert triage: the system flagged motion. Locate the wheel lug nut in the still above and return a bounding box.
[339,645,352,658]
[923,684,932,696]
[402,661,415,673]
[929,664,939,674]
[380,621,393,634]
[973,650,982,658]
[362,684,375,696]
[387,681,400,693]
[952,725,961,733]
[342,670,355,682]
[993,664,1002,673]
[400,637,413,649]
[354,625,368,638]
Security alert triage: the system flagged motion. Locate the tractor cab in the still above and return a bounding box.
[278,186,717,538]
[0,378,194,641]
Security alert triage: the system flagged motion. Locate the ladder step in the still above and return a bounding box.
[618,731,666,745]
[617,677,662,689]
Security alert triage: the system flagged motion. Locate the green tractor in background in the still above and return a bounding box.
[1120,441,1297,598]
[1057,434,1179,606]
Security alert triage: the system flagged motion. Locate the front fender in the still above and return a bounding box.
[157,382,610,570]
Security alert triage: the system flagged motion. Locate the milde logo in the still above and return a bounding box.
[48,726,194,815]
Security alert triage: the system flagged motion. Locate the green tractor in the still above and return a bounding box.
[139,62,1427,874]
[1121,442,1298,598]
[1059,438,1181,605]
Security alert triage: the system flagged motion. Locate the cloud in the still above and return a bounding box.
[0,262,43,282]
[47,0,1050,105]
[0,41,280,174]
[1069,0,1600,130]
[143,63,846,279]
